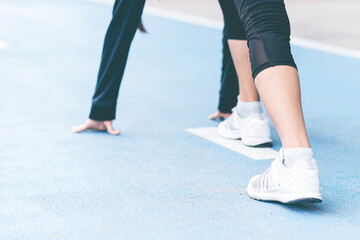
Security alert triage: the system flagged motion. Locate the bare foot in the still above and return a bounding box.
[208,110,231,120]
[71,119,120,135]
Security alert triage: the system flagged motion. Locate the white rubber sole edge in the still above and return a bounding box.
[217,123,272,147]
[247,185,322,204]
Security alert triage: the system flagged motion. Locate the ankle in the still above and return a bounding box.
[282,142,311,149]
[236,96,262,118]
[280,147,313,168]
[239,95,259,103]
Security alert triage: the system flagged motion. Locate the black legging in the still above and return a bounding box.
[89,0,238,119]
[218,28,239,114]
[220,0,297,78]
[217,0,244,113]
[90,0,145,121]
[219,0,246,41]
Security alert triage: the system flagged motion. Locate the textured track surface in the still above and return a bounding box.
[1,0,360,239]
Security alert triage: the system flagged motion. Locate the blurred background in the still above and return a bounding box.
[146,0,360,50]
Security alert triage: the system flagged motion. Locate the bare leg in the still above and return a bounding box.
[255,66,310,148]
[227,40,258,102]
[234,0,320,203]
[217,39,271,147]
[71,119,120,135]
[247,66,320,204]
[227,40,309,148]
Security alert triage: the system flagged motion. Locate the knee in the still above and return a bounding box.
[239,0,296,78]
[247,34,296,79]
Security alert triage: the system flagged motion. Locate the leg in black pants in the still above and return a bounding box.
[209,0,245,120]
[90,0,146,121]
[217,31,239,115]
[225,0,320,203]
[218,0,246,114]
[210,29,239,120]
[72,0,145,134]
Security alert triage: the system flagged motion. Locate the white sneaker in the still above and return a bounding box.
[217,108,272,147]
[247,149,322,204]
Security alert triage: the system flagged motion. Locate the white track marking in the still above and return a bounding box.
[186,127,277,160]
[291,37,360,59]
[86,0,360,59]
[0,40,9,50]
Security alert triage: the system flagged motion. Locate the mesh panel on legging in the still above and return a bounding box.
[234,0,297,78]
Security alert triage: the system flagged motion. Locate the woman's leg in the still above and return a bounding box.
[209,27,239,120]
[236,0,309,149]
[216,0,272,147]
[227,40,258,102]
[255,66,310,148]
[90,0,146,121]
[232,0,321,203]
[72,0,146,135]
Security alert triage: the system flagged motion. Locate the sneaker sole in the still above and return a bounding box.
[243,140,273,148]
[248,194,322,204]
[247,187,322,204]
[217,125,272,148]
[287,198,322,204]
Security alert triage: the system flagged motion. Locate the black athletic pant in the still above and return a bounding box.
[218,25,239,114]
[90,0,294,120]
[217,0,246,114]
[89,0,239,119]
[89,0,145,121]
[197,0,247,114]
[228,0,297,78]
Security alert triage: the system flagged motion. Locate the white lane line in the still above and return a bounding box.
[291,37,360,59]
[0,40,9,50]
[185,127,277,160]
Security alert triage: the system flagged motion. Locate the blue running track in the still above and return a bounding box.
[0,0,360,239]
